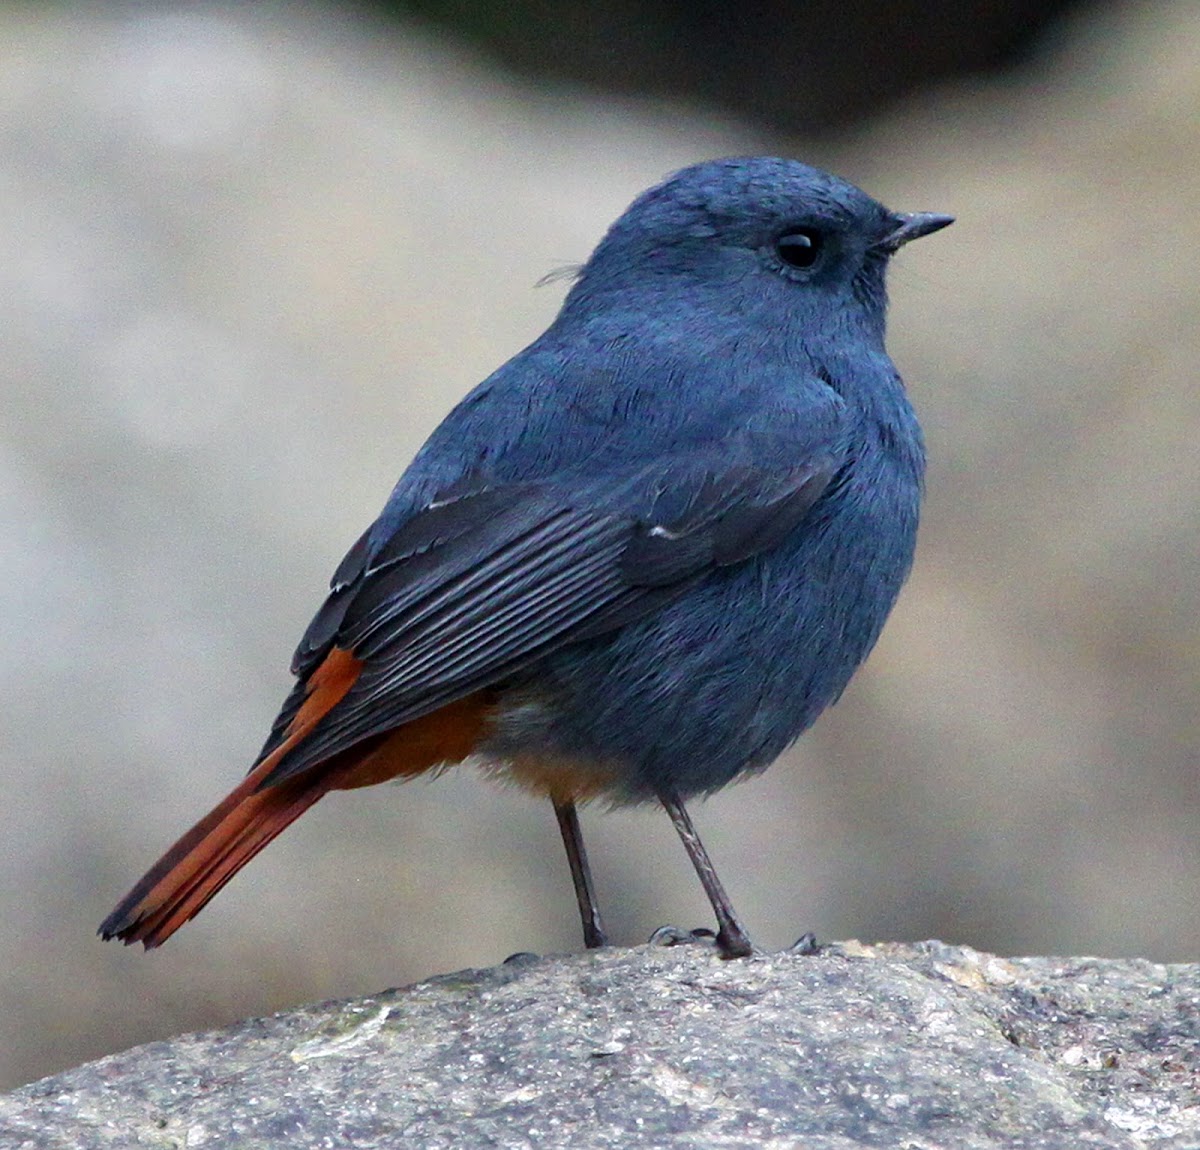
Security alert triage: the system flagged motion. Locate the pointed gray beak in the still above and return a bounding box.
[876,212,954,253]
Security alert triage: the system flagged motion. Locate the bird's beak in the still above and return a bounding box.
[875,212,954,253]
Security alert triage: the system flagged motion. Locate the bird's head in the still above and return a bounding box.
[563,156,951,351]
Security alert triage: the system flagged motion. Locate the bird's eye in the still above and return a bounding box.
[775,229,822,270]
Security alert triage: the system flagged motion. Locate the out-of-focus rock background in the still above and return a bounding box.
[2,0,1197,1091]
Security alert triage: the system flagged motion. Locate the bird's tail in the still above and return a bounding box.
[100,646,370,948]
[98,757,336,948]
[100,644,492,948]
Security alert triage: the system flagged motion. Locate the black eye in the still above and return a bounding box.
[775,229,822,270]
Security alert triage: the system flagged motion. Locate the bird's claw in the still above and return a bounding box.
[648,925,717,947]
[789,932,822,956]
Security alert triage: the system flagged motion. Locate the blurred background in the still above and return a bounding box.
[2,0,1197,1091]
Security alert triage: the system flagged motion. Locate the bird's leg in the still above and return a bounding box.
[657,787,754,959]
[553,798,608,949]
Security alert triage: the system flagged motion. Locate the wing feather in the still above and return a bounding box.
[257,446,842,788]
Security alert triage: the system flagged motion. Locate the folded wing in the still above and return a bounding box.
[254,439,844,789]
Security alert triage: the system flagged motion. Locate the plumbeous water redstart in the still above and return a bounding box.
[101,157,952,958]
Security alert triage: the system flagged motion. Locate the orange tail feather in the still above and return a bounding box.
[100,646,492,949]
[98,762,336,947]
[100,647,366,948]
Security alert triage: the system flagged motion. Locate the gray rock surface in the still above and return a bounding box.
[3,942,1198,1148]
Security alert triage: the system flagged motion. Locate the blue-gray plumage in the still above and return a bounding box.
[101,157,951,957]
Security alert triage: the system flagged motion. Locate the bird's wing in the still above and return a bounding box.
[254,430,845,788]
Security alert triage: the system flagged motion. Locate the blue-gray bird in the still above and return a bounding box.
[101,157,951,958]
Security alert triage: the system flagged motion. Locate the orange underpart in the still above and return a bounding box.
[333,695,492,790]
[499,753,617,804]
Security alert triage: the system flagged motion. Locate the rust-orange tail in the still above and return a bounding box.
[99,647,368,948]
[100,645,492,949]
[98,755,339,948]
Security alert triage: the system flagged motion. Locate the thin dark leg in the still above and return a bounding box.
[553,798,608,949]
[657,788,754,959]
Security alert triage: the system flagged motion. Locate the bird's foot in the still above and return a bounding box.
[502,951,541,966]
[648,925,717,948]
[715,925,755,960]
[789,932,822,956]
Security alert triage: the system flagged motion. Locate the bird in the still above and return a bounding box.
[100,157,951,959]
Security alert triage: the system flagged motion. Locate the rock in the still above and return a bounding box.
[3,942,1197,1148]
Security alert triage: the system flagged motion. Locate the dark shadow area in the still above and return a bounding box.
[367,0,1094,133]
